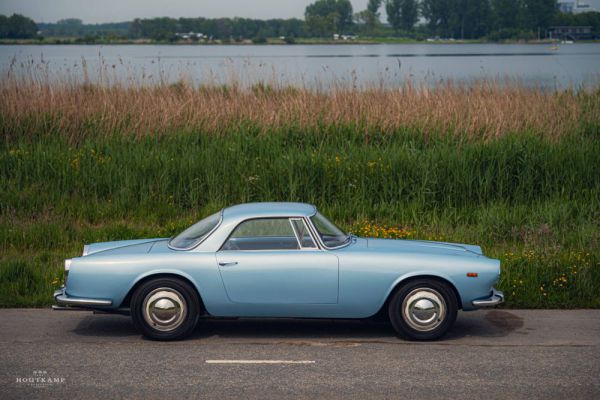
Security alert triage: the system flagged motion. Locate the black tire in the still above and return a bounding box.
[388,278,458,341]
[130,277,200,341]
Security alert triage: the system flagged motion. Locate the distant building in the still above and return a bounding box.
[333,33,358,41]
[558,1,575,12]
[547,26,593,40]
[175,32,208,40]
[557,0,599,13]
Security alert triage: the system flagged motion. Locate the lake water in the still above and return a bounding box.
[1,43,599,89]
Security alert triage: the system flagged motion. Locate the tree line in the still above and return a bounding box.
[129,17,307,41]
[1,1,600,42]
[0,14,38,38]
[320,0,596,39]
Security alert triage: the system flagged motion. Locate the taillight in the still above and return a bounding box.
[64,259,71,286]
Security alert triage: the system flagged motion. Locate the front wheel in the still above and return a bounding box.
[388,279,458,341]
[131,277,200,341]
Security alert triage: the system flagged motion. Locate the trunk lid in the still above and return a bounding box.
[83,238,166,256]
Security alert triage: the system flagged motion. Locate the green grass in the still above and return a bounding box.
[1,126,599,308]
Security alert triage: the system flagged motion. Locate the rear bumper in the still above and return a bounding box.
[472,288,504,307]
[53,287,112,309]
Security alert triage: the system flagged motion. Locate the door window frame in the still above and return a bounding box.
[304,214,353,250]
[289,218,318,250]
[218,217,321,252]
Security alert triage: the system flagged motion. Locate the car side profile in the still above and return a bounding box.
[54,202,503,341]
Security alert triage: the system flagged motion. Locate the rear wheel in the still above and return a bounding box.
[131,277,200,341]
[388,279,458,341]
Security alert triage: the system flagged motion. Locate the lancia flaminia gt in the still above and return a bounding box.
[54,202,503,341]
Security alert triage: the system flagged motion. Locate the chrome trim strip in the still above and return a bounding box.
[218,248,313,253]
[218,216,318,252]
[288,218,304,249]
[289,218,318,250]
[54,288,112,307]
[304,216,326,250]
[472,288,504,307]
[52,305,95,311]
[303,215,352,251]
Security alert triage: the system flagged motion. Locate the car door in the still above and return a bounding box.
[215,217,339,304]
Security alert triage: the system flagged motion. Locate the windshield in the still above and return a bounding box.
[310,212,350,248]
[169,211,221,250]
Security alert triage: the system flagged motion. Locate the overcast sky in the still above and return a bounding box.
[0,0,374,23]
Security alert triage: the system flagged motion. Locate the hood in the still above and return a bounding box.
[365,238,483,256]
[83,238,167,256]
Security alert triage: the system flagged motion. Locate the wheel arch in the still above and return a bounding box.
[375,273,463,318]
[119,272,207,314]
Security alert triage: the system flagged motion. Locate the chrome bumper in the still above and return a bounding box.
[53,287,112,309]
[472,288,504,307]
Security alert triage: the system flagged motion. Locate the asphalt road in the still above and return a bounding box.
[1,309,599,400]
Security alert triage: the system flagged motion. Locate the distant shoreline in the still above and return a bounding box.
[2,37,598,45]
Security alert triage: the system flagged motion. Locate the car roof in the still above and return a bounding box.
[222,202,317,221]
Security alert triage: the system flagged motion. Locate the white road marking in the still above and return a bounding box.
[205,360,316,364]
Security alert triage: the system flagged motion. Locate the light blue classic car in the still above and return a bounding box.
[54,202,503,341]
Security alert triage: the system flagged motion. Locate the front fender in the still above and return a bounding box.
[379,270,462,311]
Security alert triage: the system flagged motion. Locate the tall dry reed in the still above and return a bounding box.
[1,76,598,142]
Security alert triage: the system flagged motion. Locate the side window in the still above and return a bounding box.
[221,218,300,251]
[291,219,317,248]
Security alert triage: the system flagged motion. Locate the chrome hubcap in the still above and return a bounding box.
[402,288,446,332]
[143,288,187,332]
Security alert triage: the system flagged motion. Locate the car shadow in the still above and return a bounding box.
[190,318,397,340]
[445,310,525,340]
[71,309,524,341]
[71,313,139,337]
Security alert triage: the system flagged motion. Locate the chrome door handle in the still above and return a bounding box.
[218,261,238,267]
